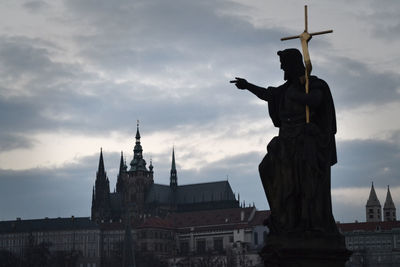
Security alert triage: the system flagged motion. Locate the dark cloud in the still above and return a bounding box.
[63,0,282,74]
[366,1,400,41]
[23,1,49,12]
[319,56,400,108]
[0,36,74,85]
[333,137,400,189]
[0,151,120,221]
[0,132,35,151]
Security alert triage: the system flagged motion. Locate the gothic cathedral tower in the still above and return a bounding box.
[384,185,396,221]
[121,123,154,219]
[91,148,112,222]
[366,182,382,222]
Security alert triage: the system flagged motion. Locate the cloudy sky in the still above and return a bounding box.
[1,0,400,223]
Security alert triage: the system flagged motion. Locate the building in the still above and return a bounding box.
[0,126,269,266]
[383,186,396,222]
[91,123,240,224]
[338,220,400,267]
[0,217,100,266]
[136,206,269,266]
[339,183,398,267]
[366,182,397,222]
[0,208,269,266]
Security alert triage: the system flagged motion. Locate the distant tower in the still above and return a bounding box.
[91,148,111,222]
[366,182,382,222]
[384,185,396,221]
[170,147,178,190]
[116,151,127,194]
[123,122,154,218]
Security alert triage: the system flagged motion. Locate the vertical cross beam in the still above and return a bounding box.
[281,5,333,123]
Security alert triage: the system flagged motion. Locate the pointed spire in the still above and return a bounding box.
[366,182,381,207]
[117,151,126,194]
[366,181,382,222]
[171,146,176,171]
[384,185,395,209]
[384,185,396,221]
[97,148,105,175]
[170,147,178,189]
[119,151,125,173]
[92,186,95,205]
[130,121,147,172]
[135,120,141,140]
[92,148,111,222]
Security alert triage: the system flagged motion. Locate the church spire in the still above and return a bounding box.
[92,186,95,206]
[119,151,125,173]
[92,148,111,222]
[130,121,147,172]
[366,182,382,222]
[170,147,177,189]
[134,121,143,157]
[97,148,105,176]
[384,185,396,221]
[117,151,126,194]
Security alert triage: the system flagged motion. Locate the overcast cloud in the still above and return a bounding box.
[1,0,400,223]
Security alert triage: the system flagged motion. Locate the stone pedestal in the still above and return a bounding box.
[259,232,352,267]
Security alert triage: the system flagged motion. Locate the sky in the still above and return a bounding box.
[0,0,400,223]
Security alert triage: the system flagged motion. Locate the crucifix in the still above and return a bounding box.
[281,5,333,123]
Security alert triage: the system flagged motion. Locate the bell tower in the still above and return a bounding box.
[366,182,382,222]
[384,185,396,221]
[123,122,154,219]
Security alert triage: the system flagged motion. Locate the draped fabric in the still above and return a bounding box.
[260,75,338,235]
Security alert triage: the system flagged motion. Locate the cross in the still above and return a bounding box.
[281,5,333,123]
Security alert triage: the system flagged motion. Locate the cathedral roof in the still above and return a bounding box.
[366,182,381,207]
[145,184,172,204]
[176,181,235,204]
[145,181,236,206]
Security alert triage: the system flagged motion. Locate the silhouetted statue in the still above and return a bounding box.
[231,48,338,235]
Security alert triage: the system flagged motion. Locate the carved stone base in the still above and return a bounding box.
[259,232,352,267]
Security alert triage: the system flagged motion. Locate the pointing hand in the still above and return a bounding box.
[230,77,248,90]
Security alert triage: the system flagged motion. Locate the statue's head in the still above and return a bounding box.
[277,48,305,81]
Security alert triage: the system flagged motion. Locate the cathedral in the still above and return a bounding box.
[91,124,240,223]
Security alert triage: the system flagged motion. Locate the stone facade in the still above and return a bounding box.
[338,221,400,267]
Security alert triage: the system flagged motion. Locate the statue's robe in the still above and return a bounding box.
[259,76,338,235]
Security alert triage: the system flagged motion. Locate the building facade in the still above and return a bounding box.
[338,221,400,267]
[91,124,240,224]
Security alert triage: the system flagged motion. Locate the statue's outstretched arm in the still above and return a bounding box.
[230,77,272,101]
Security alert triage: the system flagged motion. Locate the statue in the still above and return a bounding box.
[231,6,350,266]
[231,48,337,235]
